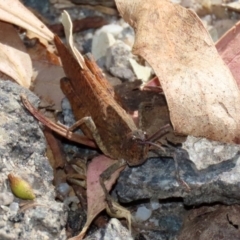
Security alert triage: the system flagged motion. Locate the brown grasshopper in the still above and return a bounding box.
[53,34,174,198]
[21,35,191,240]
[21,33,174,208]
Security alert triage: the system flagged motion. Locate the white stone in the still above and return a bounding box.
[129,58,152,82]
[96,24,123,37]
[9,202,19,212]
[135,206,152,222]
[150,199,160,210]
[91,32,115,61]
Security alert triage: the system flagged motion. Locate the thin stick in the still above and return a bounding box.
[146,123,171,142]
[20,94,97,149]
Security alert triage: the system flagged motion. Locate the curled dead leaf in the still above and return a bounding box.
[216,21,240,89]
[178,205,240,239]
[0,21,32,88]
[0,0,53,45]
[69,155,125,240]
[116,0,240,144]
[28,42,65,109]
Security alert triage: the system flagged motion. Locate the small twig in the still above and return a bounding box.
[19,203,48,213]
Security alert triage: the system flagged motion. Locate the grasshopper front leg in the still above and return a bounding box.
[68,116,110,157]
[68,117,128,213]
[151,146,190,191]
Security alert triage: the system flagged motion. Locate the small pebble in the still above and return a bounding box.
[0,221,6,227]
[0,192,14,206]
[149,218,159,226]
[97,24,123,37]
[0,205,9,212]
[92,32,115,61]
[56,183,71,200]
[63,196,80,207]
[2,214,8,221]
[9,202,19,212]
[150,199,160,210]
[135,206,152,222]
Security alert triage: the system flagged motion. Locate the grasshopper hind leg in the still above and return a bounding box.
[99,159,132,231]
[99,159,127,211]
[151,144,190,192]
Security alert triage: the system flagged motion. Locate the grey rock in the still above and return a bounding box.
[85,218,133,240]
[0,192,14,206]
[82,38,93,55]
[105,41,135,81]
[0,82,51,179]
[96,56,107,69]
[113,137,240,239]
[182,136,240,170]
[115,145,240,205]
[62,97,78,127]
[22,0,49,14]
[117,25,135,47]
[0,80,67,239]
[9,202,19,213]
[133,200,185,240]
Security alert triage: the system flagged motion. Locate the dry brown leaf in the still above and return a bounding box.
[178,205,240,239]
[222,2,240,13]
[215,21,240,89]
[0,21,32,88]
[0,0,53,44]
[139,96,187,145]
[116,0,240,143]
[28,42,65,109]
[69,155,125,240]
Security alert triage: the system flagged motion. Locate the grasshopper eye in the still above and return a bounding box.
[132,130,147,142]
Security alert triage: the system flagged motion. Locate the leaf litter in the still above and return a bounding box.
[68,155,125,240]
[2,1,240,239]
[27,42,65,110]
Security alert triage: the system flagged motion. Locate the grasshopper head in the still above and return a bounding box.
[123,129,149,166]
